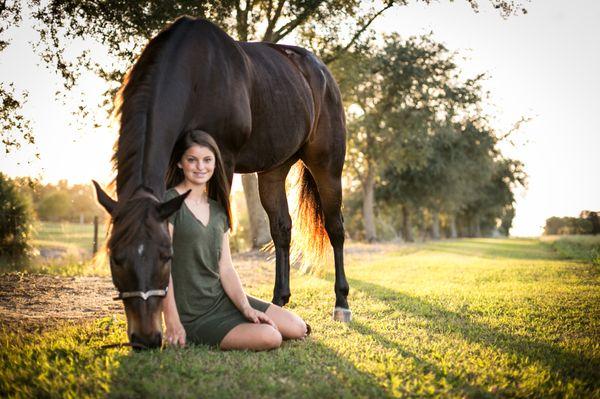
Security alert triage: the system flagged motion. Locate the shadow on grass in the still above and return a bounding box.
[348,277,600,392]
[106,339,390,398]
[348,319,494,398]
[425,239,559,261]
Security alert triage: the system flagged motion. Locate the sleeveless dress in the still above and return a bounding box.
[165,188,271,346]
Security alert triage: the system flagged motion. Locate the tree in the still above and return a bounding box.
[0,173,34,267]
[37,191,71,222]
[377,114,527,240]
[334,34,484,241]
[1,1,35,156]
[458,156,526,237]
[544,216,593,235]
[580,211,600,235]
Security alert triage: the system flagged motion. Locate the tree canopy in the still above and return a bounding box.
[1,1,35,156]
[332,32,502,240]
[28,0,527,108]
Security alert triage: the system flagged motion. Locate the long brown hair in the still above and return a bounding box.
[166,130,232,228]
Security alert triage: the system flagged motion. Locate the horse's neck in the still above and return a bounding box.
[116,158,166,201]
[117,173,165,202]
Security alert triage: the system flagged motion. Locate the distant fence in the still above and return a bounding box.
[26,217,107,261]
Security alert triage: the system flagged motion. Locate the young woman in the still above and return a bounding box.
[162,130,309,350]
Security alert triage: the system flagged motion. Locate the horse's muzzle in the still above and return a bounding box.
[130,332,162,350]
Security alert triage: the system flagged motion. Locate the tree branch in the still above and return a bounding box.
[235,0,248,41]
[270,1,324,43]
[263,0,286,41]
[323,2,395,64]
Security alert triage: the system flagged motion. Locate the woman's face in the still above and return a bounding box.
[178,144,216,186]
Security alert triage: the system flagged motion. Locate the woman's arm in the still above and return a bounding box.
[163,222,186,346]
[219,233,252,312]
[219,233,277,328]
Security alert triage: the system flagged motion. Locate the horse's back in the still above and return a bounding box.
[233,42,322,172]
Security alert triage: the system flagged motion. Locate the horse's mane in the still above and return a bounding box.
[111,16,194,198]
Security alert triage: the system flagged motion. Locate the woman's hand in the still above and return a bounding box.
[165,321,186,347]
[242,305,278,330]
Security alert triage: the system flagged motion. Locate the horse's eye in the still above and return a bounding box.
[110,254,126,266]
[159,253,172,263]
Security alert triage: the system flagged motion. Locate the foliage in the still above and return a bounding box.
[1,238,599,397]
[0,1,36,155]
[37,191,71,222]
[544,216,593,235]
[335,34,484,184]
[456,152,527,237]
[0,173,35,266]
[28,0,527,113]
[334,32,526,240]
[580,210,600,234]
[17,179,109,223]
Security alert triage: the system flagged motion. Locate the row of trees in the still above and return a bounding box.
[332,34,526,241]
[544,211,600,235]
[15,179,108,223]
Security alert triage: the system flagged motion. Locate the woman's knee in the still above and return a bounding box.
[261,327,283,350]
[286,317,308,340]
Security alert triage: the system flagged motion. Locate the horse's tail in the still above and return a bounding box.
[290,162,331,275]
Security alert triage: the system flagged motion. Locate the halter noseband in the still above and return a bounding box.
[113,286,169,301]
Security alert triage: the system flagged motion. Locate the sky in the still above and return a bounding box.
[1,0,599,236]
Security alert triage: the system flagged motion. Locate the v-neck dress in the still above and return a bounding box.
[165,188,271,346]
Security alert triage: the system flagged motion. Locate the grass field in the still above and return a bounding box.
[1,238,599,398]
[32,221,109,254]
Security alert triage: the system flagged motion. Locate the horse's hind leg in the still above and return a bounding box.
[304,159,351,322]
[257,160,295,307]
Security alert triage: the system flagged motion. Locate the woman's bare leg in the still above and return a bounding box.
[220,323,282,351]
[265,304,308,340]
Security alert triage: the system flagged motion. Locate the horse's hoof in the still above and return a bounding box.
[271,296,290,307]
[332,307,352,322]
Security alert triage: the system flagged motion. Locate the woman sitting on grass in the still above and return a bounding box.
[162,130,309,350]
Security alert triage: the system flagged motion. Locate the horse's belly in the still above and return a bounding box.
[234,124,308,173]
[234,86,313,173]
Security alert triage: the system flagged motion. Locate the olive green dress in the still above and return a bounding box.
[165,188,271,346]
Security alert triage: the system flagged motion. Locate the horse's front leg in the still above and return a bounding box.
[257,165,294,307]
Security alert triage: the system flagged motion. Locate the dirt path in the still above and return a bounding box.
[0,250,275,333]
[0,243,400,333]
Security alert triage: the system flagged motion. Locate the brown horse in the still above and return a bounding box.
[94,16,350,349]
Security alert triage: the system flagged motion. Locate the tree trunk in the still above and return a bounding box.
[402,204,414,242]
[470,214,481,237]
[431,212,441,240]
[362,166,377,242]
[449,214,458,239]
[474,217,482,237]
[241,173,271,248]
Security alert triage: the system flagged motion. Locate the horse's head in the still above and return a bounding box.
[93,181,188,349]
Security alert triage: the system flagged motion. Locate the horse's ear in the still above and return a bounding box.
[157,190,191,221]
[92,180,117,216]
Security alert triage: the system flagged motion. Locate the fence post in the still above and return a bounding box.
[93,216,99,255]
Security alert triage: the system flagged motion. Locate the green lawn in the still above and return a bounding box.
[1,238,599,398]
